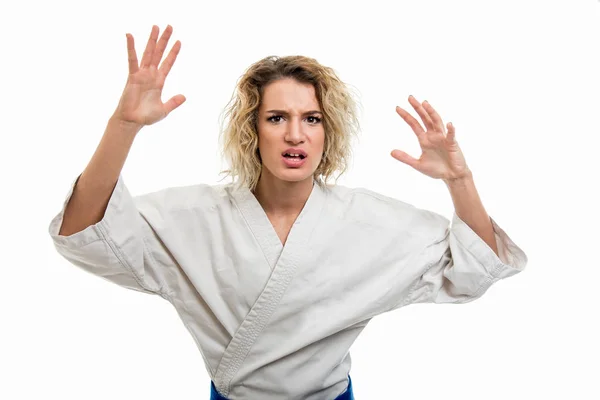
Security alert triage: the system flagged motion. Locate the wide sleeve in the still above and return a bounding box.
[48,174,169,296]
[402,211,528,305]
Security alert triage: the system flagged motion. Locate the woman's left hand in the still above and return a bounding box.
[392,95,472,183]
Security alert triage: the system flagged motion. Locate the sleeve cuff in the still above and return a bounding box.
[48,173,125,248]
[451,212,528,280]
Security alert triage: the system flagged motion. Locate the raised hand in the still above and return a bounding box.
[392,95,472,183]
[112,25,186,128]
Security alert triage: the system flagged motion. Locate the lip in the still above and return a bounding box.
[282,148,307,157]
[281,152,307,168]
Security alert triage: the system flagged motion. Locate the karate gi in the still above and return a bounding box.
[48,174,528,400]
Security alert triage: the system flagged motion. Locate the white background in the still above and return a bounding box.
[2,0,599,399]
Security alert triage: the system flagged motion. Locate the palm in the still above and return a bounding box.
[113,25,185,127]
[413,129,466,179]
[392,95,471,182]
[118,69,168,125]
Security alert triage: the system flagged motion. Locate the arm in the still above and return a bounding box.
[58,118,140,236]
[388,96,526,306]
[49,25,185,296]
[347,188,527,312]
[393,96,502,257]
[59,24,185,236]
[444,172,499,257]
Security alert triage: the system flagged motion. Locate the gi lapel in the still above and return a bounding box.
[215,180,327,396]
[229,184,284,271]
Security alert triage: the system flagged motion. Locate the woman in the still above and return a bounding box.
[49,25,527,400]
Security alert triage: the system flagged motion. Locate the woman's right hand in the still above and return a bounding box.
[112,25,186,129]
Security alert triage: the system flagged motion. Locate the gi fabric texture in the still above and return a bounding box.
[49,174,528,400]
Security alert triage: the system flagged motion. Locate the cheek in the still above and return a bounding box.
[257,130,278,160]
[256,124,269,148]
[315,129,325,150]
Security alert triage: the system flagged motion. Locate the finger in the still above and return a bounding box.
[151,25,173,68]
[446,122,456,143]
[125,33,138,75]
[164,94,186,115]
[391,149,420,169]
[159,40,182,78]
[395,106,426,138]
[140,25,159,68]
[408,95,435,131]
[422,100,445,133]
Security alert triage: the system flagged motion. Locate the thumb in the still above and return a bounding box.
[446,122,456,143]
[164,94,186,115]
[391,149,419,168]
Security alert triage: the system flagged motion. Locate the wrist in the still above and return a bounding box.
[443,170,474,187]
[107,116,143,137]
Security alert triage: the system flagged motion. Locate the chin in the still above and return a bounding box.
[270,166,317,183]
[260,158,319,185]
[277,171,314,183]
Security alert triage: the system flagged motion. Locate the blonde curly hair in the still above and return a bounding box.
[218,55,361,191]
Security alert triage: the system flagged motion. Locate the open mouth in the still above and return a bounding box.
[283,152,306,160]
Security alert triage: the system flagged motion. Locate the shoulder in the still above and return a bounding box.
[132,182,234,215]
[325,184,449,240]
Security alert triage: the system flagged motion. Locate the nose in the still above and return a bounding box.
[285,117,305,144]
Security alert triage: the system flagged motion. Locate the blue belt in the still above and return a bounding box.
[210,375,354,400]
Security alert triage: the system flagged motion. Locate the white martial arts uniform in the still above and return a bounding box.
[48,174,528,400]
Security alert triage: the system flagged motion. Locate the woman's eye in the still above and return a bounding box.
[267,115,321,124]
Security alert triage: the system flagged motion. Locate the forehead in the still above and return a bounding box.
[259,78,319,111]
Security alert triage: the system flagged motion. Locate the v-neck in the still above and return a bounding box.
[230,180,326,270]
[215,181,328,395]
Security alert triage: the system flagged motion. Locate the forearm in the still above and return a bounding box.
[444,173,499,257]
[58,118,142,236]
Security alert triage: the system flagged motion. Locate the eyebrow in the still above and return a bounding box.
[265,109,323,115]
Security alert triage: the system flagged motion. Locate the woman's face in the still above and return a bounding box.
[256,78,325,185]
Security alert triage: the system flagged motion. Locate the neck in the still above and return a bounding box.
[252,172,314,217]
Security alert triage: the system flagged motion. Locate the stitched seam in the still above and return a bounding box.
[351,188,397,203]
[217,184,325,394]
[53,237,105,248]
[395,253,438,309]
[467,273,497,302]
[402,263,434,308]
[222,187,329,390]
[391,232,450,309]
[231,193,276,271]
[94,222,160,295]
[452,216,497,269]
[449,218,508,299]
[213,194,274,388]
[140,233,170,295]
[465,260,504,301]
[221,248,300,394]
